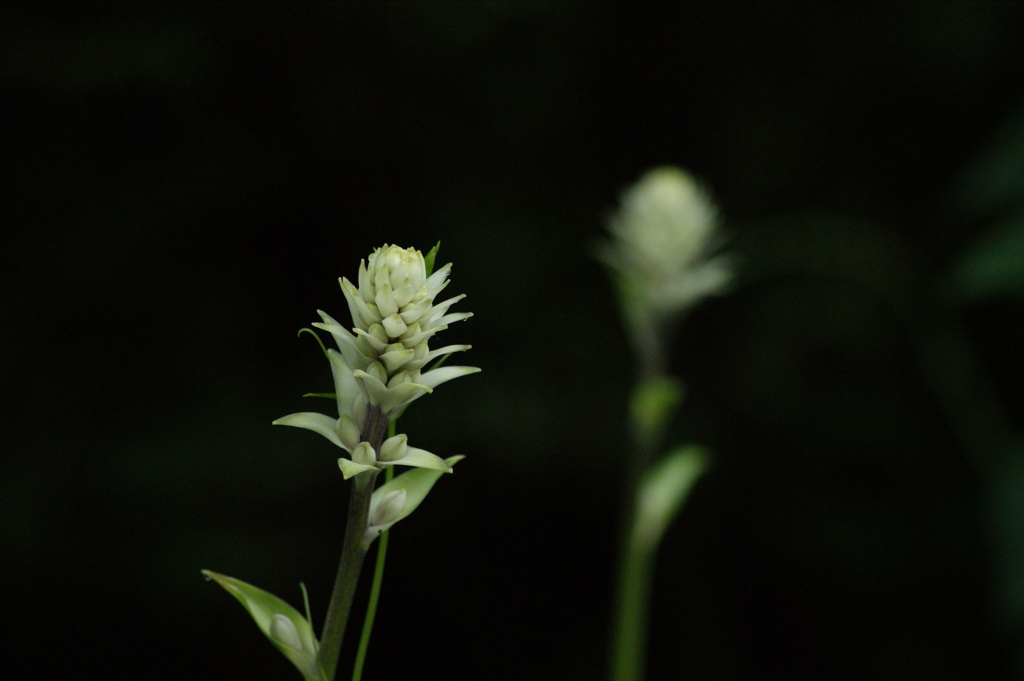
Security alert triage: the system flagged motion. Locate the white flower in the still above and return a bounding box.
[601,167,732,325]
[316,244,479,414]
[273,244,478,478]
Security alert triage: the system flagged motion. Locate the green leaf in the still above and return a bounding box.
[631,446,708,555]
[298,327,329,358]
[630,376,684,445]
[202,570,324,681]
[362,455,464,549]
[423,241,441,277]
[302,392,338,400]
[953,103,1024,218]
[949,211,1024,302]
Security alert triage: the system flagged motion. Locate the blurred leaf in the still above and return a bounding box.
[631,446,707,555]
[949,211,1024,302]
[736,213,922,318]
[954,102,1024,217]
[629,375,684,448]
[986,443,1024,634]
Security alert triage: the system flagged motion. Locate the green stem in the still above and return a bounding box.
[352,466,394,681]
[318,406,390,681]
[610,337,670,681]
[319,472,377,681]
[611,498,655,681]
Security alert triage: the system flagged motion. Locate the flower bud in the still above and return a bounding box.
[269,613,303,650]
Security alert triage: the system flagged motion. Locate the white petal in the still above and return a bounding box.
[393,280,416,308]
[375,283,399,318]
[338,414,361,450]
[351,441,377,465]
[353,369,394,409]
[357,258,372,302]
[338,458,378,480]
[380,346,415,373]
[352,327,388,354]
[378,433,408,461]
[424,263,451,296]
[324,349,360,417]
[427,293,466,319]
[382,314,408,338]
[272,412,345,449]
[381,444,453,472]
[418,365,481,390]
[428,311,473,328]
[398,298,431,325]
[341,277,380,327]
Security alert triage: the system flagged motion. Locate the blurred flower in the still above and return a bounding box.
[600,167,732,360]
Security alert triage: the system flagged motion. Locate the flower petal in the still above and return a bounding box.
[381,444,453,472]
[341,276,380,328]
[338,457,378,480]
[424,263,452,298]
[353,369,431,413]
[272,412,345,449]
[418,365,481,390]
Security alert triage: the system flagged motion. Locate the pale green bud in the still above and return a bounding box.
[370,488,407,528]
[269,613,303,650]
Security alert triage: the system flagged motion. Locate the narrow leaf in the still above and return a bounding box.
[202,570,323,681]
[423,241,441,277]
[631,446,708,555]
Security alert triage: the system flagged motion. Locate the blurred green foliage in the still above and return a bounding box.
[3,4,1024,680]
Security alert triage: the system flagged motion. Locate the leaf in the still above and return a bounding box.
[423,241,441,277]
[298,327,329,358]
[630,376,684,446]
[948,211,1024,302]
[953,103,1024,218]
[631,446,708,555]
[202,570,324,681]
[362,455,464,548]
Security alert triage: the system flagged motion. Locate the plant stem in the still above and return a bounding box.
[610,342,668,681]
[611,515,654,681]
[319,472,377,681]
[318,406,389,681]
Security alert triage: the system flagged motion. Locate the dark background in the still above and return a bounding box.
[5,4,1024,680]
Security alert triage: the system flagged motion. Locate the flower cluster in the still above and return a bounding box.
[600,167,732,336]
[599,167,732,363]
[274,244,478,479]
